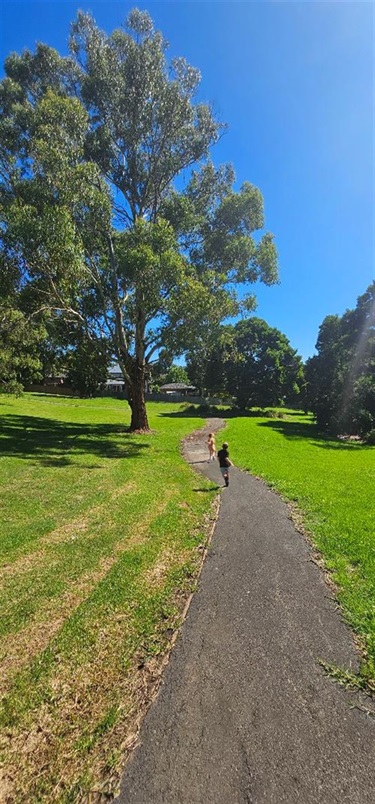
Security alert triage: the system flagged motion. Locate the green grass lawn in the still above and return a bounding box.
[223,409,375,688]
[0,394,217,802]
[1,398,374,801]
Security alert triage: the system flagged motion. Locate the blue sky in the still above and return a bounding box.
[1,0,373,359]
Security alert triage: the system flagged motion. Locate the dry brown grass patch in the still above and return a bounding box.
[0,490,176,693]
[1,492,218,804]
[0,482,139,581]
[143,547,191,589]
[1,604,168,802]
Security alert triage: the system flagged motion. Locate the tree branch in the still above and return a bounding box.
[145,341,162,363]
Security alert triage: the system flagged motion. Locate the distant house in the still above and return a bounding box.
[159,382,197,396]
[107,364,123,381]
[105,379,125,392]
[106,365,151,394]
[105,364,124,393]
[44,374,68,387]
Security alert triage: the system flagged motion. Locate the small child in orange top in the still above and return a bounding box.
[207,432,216,462]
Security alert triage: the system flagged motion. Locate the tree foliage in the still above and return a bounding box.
[0,249,45,393]
[0,304,44,393]
[163,365,190,385]
[187,317,304,408]
[0,10,278,428]
[67,335,111,397]
[305,282,375,437]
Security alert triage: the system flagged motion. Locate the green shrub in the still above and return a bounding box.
[365,429,375,445]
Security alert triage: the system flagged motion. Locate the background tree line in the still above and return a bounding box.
[304,282,375,441]
[183,283,375,442]
[1,258,373,442]
[185,317,304,409]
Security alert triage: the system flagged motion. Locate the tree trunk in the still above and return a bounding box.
[127,369,150,432]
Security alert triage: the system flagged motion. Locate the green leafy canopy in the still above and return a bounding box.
[0,8,278,427]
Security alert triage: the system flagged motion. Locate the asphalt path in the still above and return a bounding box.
[115,420,375,803]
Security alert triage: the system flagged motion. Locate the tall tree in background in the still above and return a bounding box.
[230,318,304,408]
[163,365,190,386]
[187,318,304,408]
[305,282,375,436]
[0,9,278,429]
[0,251,45,393]
[304,315,342,428]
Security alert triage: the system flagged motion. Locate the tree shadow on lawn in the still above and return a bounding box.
[158,408,371,451]
[159,407,310,421]
[257,419,371,450]
[159,408,253,420]
[0,414,149,465]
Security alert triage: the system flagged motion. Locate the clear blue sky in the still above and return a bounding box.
[1,0,373,359]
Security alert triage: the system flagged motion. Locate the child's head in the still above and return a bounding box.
[223,442,228,449]
[208,433,213,438]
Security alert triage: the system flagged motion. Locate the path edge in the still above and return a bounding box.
[111,418,224,799]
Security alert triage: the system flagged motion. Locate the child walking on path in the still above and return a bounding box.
[207,432,216,462]
[217,442,233,487]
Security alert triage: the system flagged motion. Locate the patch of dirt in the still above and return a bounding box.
[111,481,137,500]
[123,427,155,435]
[143,547,192,589]
[0,769,13,804]
[181,417,225,464]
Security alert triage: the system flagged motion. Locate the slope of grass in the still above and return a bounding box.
[0,394,217,802]
[223,410,375,687]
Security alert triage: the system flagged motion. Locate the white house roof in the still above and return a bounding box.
[159,383,196,391]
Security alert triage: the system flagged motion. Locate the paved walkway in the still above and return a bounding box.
[115,420,374,803]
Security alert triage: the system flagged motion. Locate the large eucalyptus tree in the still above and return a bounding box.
[0,9,278,429]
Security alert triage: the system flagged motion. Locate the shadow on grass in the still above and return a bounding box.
[257,419,370,450]
[159,408,264,420]
[192,486,221,492]
[0,414,150,464]
[159,406,371,450]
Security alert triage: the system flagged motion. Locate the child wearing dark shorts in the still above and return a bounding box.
[217,442,232,487]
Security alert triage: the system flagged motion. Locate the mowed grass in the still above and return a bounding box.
[0,394,217,802]
[223,410,375,687]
